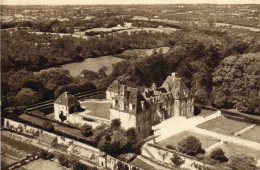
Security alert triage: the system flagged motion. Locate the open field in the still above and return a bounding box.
[157,130,219,150]
[80,100,111,120]
[197,116,251,135]
[239,125,260,143]
[18,159,72,170]
[217,142,260,161]
[119,46,170,58]
[48,55,124,77]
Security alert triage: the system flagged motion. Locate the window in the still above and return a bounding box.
[138,126,141,132]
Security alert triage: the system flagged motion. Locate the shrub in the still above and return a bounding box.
[80,124,93,137]
[111,119,121,128]
[177,136,204,156]
[209,148,228,163]
[166,144,176,150]
[229,154,257,170]
[171,153,184,167]
[58,155,70,167]
[39,150,49,160]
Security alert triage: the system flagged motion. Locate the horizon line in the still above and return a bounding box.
[2,3,260,5]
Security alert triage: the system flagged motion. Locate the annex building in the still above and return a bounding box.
[54,72,194,139]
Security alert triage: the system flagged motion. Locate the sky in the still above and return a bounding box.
[2,0,260,5]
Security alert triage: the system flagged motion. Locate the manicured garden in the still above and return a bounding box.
[239,125,260,143]
[197,116,251,135]
[158,130,219,150]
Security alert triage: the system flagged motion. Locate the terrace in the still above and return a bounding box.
[157,130,220,150]
[239,125,260,143]
[197,116,251,135]
[216,142,260,161]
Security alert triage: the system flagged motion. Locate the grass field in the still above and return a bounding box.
[158,130,219,150]
[218,142,260,161]
[239,125,260,143]
[80,100,111,120]
[197,116,251,135]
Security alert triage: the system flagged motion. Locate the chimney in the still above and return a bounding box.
[119,85,127,111]
[171,72,177,78]
[64,91,69,98]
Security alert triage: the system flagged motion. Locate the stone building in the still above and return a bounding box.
[53,72,194,139]
[54,92,81,122]
[109,72,194,139]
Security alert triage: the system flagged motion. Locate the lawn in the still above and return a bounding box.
[197,116,251,135]
[157,130,219,150]
[239,125,260,143]
[80,100,111,120]
[218,142,260,161]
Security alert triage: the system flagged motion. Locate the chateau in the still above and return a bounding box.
[54,72,194,139]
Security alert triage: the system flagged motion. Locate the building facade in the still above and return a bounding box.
[108,72,194,139]
[53,72,194,139]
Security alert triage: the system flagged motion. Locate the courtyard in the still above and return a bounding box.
[80,100,111,120]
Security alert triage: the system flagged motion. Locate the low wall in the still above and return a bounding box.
[143,143,231,170]
[221,109,260,124]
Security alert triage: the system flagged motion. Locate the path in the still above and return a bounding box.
[205,140,224,152]
[234,124,255,136]
[193,127,260,151]
[153,110,221,143]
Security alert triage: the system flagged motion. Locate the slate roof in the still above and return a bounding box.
[54,91,80,106]
[162,74,192,99]
[113,86,148,115]
[107,80,123,92]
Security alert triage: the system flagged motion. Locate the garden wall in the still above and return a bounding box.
[221,109,260,124]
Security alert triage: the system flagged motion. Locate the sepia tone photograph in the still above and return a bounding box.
[1,0,260,170]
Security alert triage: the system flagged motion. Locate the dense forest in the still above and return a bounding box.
[1,20,260,115]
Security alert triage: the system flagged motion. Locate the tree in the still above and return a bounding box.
[229,154,257,170]
[80,124,93,137]
[111,119,121,129]
[177,136,204,156]
[15,88,43,106]
[58,155,71,167]
[209,148,228,163]
[171,153,184,167]
[39,150,49,160]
